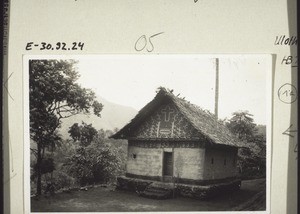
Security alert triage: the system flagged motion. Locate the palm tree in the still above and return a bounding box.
[226,110,257,140]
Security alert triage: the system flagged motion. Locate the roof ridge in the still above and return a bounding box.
[163,88,228,126]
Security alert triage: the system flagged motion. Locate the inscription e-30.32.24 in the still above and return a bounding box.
[25,42,85,51]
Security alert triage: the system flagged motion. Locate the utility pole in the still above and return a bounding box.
[214,58,219,119]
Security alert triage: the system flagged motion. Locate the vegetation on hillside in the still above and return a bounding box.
[30,127,127,195]
[226,111,266,179]
[29,59,123,195]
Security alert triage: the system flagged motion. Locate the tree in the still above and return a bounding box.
[30,59,103,195]
[237,134,266,178]
[226,110,257,140]
[68,122,98,146]
[226,111,266,178]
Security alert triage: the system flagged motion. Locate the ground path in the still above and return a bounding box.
[31,178,266,212]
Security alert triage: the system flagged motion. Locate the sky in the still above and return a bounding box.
[73,55,271,125]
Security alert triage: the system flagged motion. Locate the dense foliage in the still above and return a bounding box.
[237,134,266,178]
[30,128,127,195]
[226,111,266,179]
[68,122,98,146]
[226,111,257,140]
[64,140,123,186]
[30,60,103,195]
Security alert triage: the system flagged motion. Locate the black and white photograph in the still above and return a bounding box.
[25,55,271,213]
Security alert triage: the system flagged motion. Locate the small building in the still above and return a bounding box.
[111,87,242,199]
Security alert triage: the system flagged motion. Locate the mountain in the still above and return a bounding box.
[59,96,138,139]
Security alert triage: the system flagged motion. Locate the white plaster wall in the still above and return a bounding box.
[203,148,238,180]
[174,148,205,180]
[127,146,163,177]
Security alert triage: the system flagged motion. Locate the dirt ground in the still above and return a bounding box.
[31,178,266,212]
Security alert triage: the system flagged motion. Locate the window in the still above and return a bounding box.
[224,158,227,166]
[211,158,214,164]
[132,153,137,159]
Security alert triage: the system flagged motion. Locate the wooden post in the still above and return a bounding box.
[214,58,219,119]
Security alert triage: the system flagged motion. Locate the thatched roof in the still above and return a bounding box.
[111,87,243,148]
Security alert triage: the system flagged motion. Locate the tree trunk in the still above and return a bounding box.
[36,142,42,195]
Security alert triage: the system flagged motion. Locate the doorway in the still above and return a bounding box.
[163,151,173,181]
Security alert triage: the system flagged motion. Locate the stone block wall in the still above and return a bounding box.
[116,176,242,200]
[176,179,241,199]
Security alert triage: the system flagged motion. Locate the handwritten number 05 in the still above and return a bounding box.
[134,32,164,52]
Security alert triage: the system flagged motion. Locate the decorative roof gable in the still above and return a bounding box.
[132,102,201,139]
[111,87,242,147]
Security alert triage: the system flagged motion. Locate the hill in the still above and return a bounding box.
[256,125,266,136]
[58,96,138,139]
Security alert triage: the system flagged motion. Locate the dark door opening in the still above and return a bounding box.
[163,152,173,180]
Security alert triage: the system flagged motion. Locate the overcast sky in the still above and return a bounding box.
[73,55,271,125]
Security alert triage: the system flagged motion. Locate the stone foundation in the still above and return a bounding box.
[116,176,152,192]
[116,176,241,200]
[176,179,241,199]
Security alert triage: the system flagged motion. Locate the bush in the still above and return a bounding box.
[238,147,266,179]
[65,141,122,186]
[30,132,127,194]
[52,171,76,190]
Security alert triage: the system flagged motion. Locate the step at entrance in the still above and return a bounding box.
[139,182,175,199]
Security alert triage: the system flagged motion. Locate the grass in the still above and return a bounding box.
[31,178,266,212]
